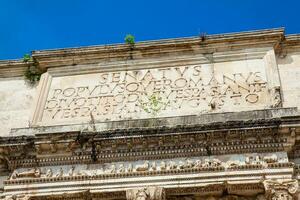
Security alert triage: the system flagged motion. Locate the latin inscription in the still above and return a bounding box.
[43,65,268,121]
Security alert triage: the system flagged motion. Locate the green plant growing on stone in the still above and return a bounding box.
[24,64,42,85]
[23,53,43,84]
[140,93,166,117]
[23,54,33,62]
[125,34,135,45]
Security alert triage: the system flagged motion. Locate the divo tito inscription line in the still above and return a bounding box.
[44,65,267,120]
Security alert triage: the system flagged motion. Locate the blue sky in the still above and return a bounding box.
[0,0,299,60]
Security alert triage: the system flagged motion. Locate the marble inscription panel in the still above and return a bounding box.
[40,60,271,125]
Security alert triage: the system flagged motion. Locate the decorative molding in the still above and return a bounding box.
[2,121,295,169]
[5,154,292,185]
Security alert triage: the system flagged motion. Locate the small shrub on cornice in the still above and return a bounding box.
[125,34,135,45]
[22,53,42,85]
[23,54,32,62]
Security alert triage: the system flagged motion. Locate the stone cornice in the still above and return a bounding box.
[3,28,300,78]
[272,33,300,58]
[0,107,295,169]
[0,60,30,78]
[10,107,300,137]
[278,34,300,55]
[31,28,284,69]
[0,113,298,169]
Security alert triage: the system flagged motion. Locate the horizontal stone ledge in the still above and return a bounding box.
[2,177,295,198]
[32,28,284,57]
[8,107,300,137]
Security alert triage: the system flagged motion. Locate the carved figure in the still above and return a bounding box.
[135,161,149,172]
[203,159,211,167]
[150,161,157,171]
[278,157,289,163]
[160,161,166,171]
[184,159,195,168]
[118,164,125,173]
[68,166,75,176]
[127,163,133,173]
[55,167,63,177]
[45,168,53,177]
[168,161,177,170]
[178,161,185,169]
[203,158,222,167]
[95,167,104,175]
[194,160,202,168]
[225,160,241,168]
[211,158,222,167]
[245,156,251,165]
[77,169,94,176]
[271,87,282,108]
[263,154,278,163]
[14,168,41,179]
[107,164,116,173]
[254,156,262,164]
[245,156,263,165]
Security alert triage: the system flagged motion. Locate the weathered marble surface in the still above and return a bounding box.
[277,52,300,109]
[0,78,36,136]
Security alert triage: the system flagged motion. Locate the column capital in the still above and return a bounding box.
[263,179,298,200]
[126,187,165,200]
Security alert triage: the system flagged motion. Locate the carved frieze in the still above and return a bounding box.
[7,153,289,183]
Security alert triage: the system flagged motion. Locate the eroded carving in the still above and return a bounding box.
[10,168,41,179]
[135,161,149,172]
[55,167,63,177]
[263,179,298,200]
[271,87,282,108]
[126,187,165,200]
[8,154,288,180]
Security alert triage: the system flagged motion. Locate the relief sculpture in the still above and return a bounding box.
[9,154,287,180]
[10,168,41,179]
